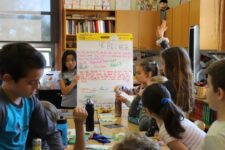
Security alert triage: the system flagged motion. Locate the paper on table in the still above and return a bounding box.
[98,113,117,123]
[67,129,90,144]
[86,144,111,150]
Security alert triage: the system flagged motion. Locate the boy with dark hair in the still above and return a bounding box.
[0,42,63,150]
[201,59,225,150]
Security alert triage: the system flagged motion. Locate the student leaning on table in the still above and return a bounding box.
[142,84,206,150]
[200,59,225,150]
[26,101,63,149]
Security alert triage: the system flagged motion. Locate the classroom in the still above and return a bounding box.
[0,0,225,150]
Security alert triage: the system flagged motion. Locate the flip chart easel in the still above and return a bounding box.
[77,33,133,107]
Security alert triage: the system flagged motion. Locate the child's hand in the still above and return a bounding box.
[138,84,145,97]
[73,107,87,124]
[114,85,121,95]
[156,20,168,39]
[115,95,128,104]
[73,75,80,83]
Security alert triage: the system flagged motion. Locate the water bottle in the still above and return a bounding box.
[85,99,94,131]
[57,118,68,146]
[32,138,42,150]
[115,100,122,117]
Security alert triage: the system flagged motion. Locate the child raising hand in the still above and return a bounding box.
[73,107,87,150]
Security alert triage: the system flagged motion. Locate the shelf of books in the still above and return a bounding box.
[189,98,217,129]
[63,0,116,50]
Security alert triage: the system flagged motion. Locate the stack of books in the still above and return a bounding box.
[64,0,111,10]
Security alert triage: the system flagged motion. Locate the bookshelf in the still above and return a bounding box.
[189,98,217,130]
[61,0,162,51]
[63,8,116,50]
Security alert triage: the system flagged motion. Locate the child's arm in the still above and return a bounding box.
[167,140,189,150]
[128,95,142,117]
[73,107,87,150]
[0,100,6,128]
[156,20,170,49]
[138,109,154,131]
[29,96,64,149]
[59,75,79,95]
[114,85,136,95]
[115,92,133,107]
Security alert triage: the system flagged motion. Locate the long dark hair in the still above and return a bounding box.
[142,84,185,139]
[61,50,77,73]
[139,61,159,77]
[161,47,194,112]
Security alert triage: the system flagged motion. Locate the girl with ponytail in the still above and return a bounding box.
[142,84,205,150]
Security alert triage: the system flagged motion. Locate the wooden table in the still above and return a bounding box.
[66,109,169,150]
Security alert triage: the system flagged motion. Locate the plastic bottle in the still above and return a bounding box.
[57,118,68,146]
[32,138,42,150]
[115,100,122,117]
[85,99,94,131]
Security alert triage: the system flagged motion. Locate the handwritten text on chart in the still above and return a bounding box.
[77,50,132,69]
[77,51,132,59]
[79,87,110,93]
[98,41,131,51]
[77,34,133,107]
[79,70,132,82]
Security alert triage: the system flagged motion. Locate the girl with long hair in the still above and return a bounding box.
[59,50,79,108]
[114,61,165,131]
[161,47,194,113]
[142,84,205,150]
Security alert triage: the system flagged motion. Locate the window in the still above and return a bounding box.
[0,0,59,42]
[0,44,55,72]
[36,48,52,73]
[0,0,60,70]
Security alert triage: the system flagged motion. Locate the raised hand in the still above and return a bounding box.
[73,107,88,124]
[156,20,168,39]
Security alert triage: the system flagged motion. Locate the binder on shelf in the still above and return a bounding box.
[64,0,73,8]
[72,0,80,9]
[88,0,95,9]
[80,0,88,9]
[102,0,110,10]
[95,0,103,10]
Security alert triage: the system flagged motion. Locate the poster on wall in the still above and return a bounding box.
[77,33,133,107]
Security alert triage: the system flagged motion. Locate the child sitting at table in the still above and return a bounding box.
[27,101,63,149]
[111,133,160,150]
[39,101,87,150]
[114,61,167,132]
[0,42,62,150]
[200,59,225,150]
[142,83,206,150]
